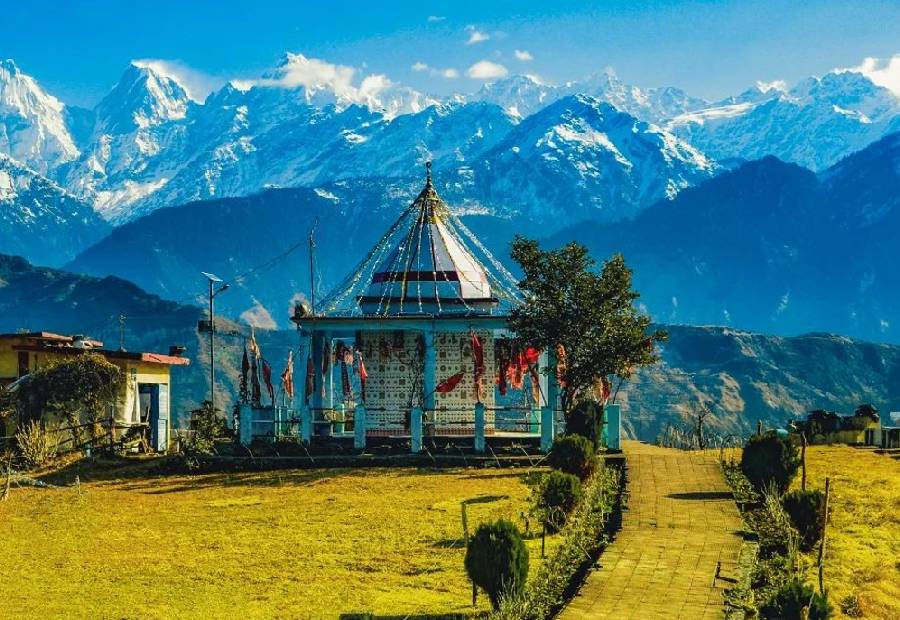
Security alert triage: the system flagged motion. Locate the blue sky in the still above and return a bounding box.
[4,0,900,107]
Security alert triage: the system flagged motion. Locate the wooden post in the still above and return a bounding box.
[800,431,808,492]
[817,477,831,595]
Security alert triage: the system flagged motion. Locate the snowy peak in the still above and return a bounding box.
[0,59,79,173]
[95,62,192,134]
[473,74,560,118]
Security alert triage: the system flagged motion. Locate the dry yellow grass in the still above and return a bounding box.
[797,446,900,619]
[0,463,559,619]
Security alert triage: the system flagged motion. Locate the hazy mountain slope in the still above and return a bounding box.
[618,325,900,440]
[548,132,900,342]
[0,155,110,266]
[7,253,899,437]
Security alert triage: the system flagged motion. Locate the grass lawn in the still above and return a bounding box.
[797,446,900,619]
[0,460,559,619]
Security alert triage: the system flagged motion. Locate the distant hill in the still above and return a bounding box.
[6,253,900,439]
[548,132,900,343]
[619,325,900,440]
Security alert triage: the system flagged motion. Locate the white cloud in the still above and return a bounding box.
[467,60,508,80]
[465,25,490,45]
[131,58,222,102]
[514,50,533,62]
[240,299,277,330]
[840,54,900,96]
[257,53,357,99]
[427,15,445,23]
[756,79,787,93]
[411,62,459,79]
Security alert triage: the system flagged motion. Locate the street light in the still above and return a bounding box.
[202,272,229,414]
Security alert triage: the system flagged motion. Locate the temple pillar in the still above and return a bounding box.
[540,406,554,452]
[474,402,485,453]
[354,404,367,450]
[238,403,253,446]
[311,331,324,414]
[422,330,436,413]
[300,404,312,444]
[605,403,622,451]
[410,406,423,453]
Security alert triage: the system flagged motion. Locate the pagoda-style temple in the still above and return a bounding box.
[238,163,622,453]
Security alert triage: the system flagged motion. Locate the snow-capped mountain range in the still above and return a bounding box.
[0,53,899,233]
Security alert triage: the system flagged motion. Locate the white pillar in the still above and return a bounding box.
[410,406,423,453]
[300,404,312,444]
[239,403,253,446]
[474,402,485,453]
[606,404,622,451]
[354,404,367,450]
[422,330,436,413]
[540,406,554,453]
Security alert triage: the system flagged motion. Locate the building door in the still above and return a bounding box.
[140,384,169,452]
[17,352,29,378]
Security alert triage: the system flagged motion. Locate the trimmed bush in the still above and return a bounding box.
[566,400,604,451]
[740,432,800,493]
[759,579,832,619]
[547,434,596,480]
[534,471,582,532]
[464,519,529,610]
[782,489,826,552]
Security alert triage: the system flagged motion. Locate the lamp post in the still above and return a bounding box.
[202,272,229,414]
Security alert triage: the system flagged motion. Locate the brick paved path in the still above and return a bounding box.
[560,441,743,619]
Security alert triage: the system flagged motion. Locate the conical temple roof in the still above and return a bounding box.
[320,163,522,317]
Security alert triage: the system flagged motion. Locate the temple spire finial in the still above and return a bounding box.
[425,160,432,186]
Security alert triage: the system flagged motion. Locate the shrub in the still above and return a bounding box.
[464,519,529,610]
[183,401,227,455]
[547,434,596,480]
[533,471,582,532]
[782,489,826,552]
[16,420,59,468]
[740,432,800,493]
[566,400,604,451]
[759,579,832,619]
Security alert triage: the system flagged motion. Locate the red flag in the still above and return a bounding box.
[281,351,294,400]
[356,350,368,402]
[556,344,568,388]
[304,355,314,404]
[435,371,465,393]
[262,359,274,403]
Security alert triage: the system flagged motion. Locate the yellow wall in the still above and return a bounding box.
[0,343,173,429]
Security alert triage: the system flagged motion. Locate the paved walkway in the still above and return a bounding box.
[560,441,744,619]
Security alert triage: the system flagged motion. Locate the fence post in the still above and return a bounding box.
[541,406,554,453]
[300,404,312,444]
[474,402,485,453]
[239,404,253,446]
[354,404,366,450]
[410,406,423,453]
[606,404,621,451]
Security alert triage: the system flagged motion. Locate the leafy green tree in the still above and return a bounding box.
[760,579,832,619]
[464,519,529,609]
[12,354,121,446]
[509,238,666,415]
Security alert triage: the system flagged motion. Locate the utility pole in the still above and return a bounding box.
[202,272,229,413]
[308,218,318,316]
[118,314,126,351]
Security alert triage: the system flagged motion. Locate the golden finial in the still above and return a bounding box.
[425,160,432,186]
